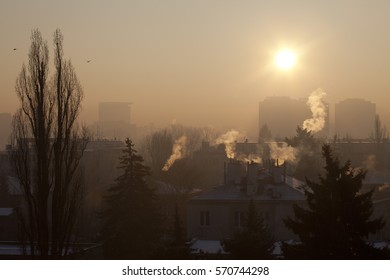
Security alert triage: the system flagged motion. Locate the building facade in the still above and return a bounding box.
[0,113,12,151]
[187,162,306,243]
[94,102,135,140]
[335,98,376,139]
[259,96,329,140]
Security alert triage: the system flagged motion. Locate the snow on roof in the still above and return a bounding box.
[191,183,305,202]
[0,244,25,256]
[190,240,300,257]
[372,242,390,250]
[0,208,13,216]
[190,239,227,254]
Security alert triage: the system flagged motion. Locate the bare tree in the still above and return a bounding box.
[11,29,88,259]
[372,114,388,143]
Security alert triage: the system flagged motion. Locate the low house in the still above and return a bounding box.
[187,161,306,248]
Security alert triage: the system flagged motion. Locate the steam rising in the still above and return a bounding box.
[268,142,297,165]
[379,183,390,192]
[303,88,327,133]
[162,135,187,171]
[362,154,376,171]
[215,129,243,158]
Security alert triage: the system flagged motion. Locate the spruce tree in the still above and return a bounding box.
[283,144,385,259]
[163,203,191,259]
[222,199,274,259]
[102,138,162,259]
[285,126,321,180]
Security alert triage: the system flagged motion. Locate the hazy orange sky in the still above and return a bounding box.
[1,1,390,139]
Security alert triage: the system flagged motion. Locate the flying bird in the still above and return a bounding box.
[86,60,92,63]
[13,48,17,51]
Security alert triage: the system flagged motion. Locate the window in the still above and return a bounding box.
[200,211,210,226]
[234,211,244,228]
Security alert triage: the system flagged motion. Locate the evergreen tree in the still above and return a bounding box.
[285,126,318,149]
[101,138,162,259]
[222,200,274,259]
[163,203,191,259]
[283,144,385,259]
[173,203,185,246]
[285,126,321,180]
[258,124,273,143]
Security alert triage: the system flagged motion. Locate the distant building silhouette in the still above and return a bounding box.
[0,113,12,151]
[335,98,375,139]
[258,96,329,140]
[99,102,131,124]
[94,102,136,140]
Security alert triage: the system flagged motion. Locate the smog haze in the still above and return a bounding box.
[1,1,390,139]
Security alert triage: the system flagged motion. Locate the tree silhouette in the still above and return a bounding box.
[140,125,218,190]
[258,124,272,143]
[0,173,11,207]
[285,126,317,149]
[141,129,173,178]
[162,203,191,259]
[11,29,88,259]
[283,144,385,259]
[101,138,162,259]
[222,199,274,259]
[285,126,321,180]
[372,114,388,144]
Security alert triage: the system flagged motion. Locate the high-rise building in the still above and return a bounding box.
[335,98,375,139]
[96,102,135,140]
[99,102,131,124]
[0,113,12,150]
[259,96,329,140]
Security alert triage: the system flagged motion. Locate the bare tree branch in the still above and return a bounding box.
[11,29,88,259]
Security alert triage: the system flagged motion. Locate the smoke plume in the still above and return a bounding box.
[162,135,187,171]
[379,183,390,192]
[362,154,376,171]
[303,88,327,133]
[215,129,243,158]
[268,142,297,165]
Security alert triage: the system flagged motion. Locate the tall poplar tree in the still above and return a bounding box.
[12,29,88,259]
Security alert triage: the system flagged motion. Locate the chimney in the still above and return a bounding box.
[223,162,226,185]
[246,162,259,196]
[272,164,283,184]
[247,162,259,185]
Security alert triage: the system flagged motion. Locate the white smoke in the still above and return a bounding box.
[162,135,187,171]
[268,142,297,165]
[214,129,243,159]
[303,88,327,133]
[362,154,377,171]
[379,183,390,192]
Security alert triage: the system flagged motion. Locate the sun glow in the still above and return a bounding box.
[275,49,297,70]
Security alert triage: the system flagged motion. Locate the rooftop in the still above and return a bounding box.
[0,208,13,217]
[191,182,305,202]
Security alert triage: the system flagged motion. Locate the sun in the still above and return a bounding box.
[275,49,297,70]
